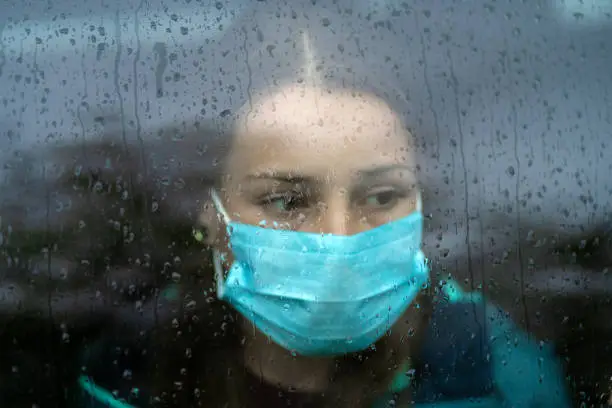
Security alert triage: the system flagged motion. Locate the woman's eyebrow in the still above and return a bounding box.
[245,172,314,184]
[355,164,415,180]
[244,165,415,184]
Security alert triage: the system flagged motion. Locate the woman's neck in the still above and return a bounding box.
[240,318,334,393]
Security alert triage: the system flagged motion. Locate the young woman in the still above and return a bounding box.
[73,12,575,407]
[0,3,580,407]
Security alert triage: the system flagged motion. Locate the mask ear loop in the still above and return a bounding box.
[209,189,231,299]
[209,189,231,224]
[414,190,430,288]
[212,249,226,299]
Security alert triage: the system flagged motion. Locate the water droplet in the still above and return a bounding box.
[174,178,186,189]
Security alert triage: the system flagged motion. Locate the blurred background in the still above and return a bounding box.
[1,0,611,406]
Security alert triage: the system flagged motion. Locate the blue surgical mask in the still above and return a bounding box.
[210,189,429,356]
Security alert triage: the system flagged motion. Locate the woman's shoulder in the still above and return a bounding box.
[411,282,493,402]
[417,279,571,408]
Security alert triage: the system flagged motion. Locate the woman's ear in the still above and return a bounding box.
[197,198,223,246]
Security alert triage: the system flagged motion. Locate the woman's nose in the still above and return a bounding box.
[319,210,349,235]
[313,198,361,236]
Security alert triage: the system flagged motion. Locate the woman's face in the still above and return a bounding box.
[217,84,418,235]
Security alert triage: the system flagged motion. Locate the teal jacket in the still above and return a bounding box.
[373,280,571,408]
[79,280,571,408]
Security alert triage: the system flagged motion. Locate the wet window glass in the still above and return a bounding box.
[0,0,610,407]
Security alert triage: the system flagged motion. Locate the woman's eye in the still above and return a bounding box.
[362,190,399,209]
[261,192,308,213]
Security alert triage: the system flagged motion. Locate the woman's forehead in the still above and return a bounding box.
[237,85,397,129]
[226,85,415,180]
